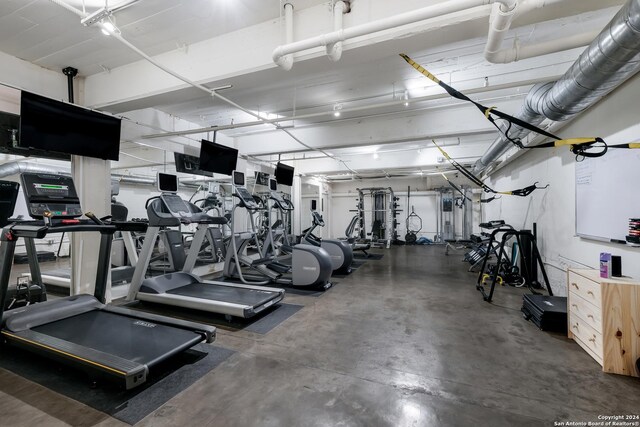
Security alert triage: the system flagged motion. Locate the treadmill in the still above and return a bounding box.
[0,173,215,389]
[126,173,285,319]
[21,203,139,295]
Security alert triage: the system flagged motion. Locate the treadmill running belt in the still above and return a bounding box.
[32,311,203,366]
[167,283,278,306]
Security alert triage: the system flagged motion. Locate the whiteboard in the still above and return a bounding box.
[576,127,640,241]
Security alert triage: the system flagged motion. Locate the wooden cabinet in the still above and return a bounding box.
[567,269,640,377]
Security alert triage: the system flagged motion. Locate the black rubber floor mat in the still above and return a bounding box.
[0,343,234,425]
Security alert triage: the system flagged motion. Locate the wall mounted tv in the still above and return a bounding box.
[254,171,270,186]
[0,111,69,160]
[199,139,238,176]
[174,152,213,177]
[275,162,294,186]
[19,91,121,161]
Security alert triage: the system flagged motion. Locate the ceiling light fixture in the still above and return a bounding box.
[80,0,139,26]
[333,104,342,117]
[373,152,379,160]
[403,90,409,107]
[100,20,116,35]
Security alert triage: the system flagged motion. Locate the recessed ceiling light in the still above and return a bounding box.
[333,103,342,117]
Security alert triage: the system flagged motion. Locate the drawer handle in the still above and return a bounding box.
[572,323,579,329]
[571,283,579,290]
[587,291,595,296]
[588,337,596,343]
[587,314,594,319]
[571,304,578,308]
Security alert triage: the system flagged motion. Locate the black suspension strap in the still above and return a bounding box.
[433,141,548,198]
[400,53,609,160]
[440,173,473,202]
[480,195,501,204]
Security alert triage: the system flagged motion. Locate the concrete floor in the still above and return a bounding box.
[1,245,639,426]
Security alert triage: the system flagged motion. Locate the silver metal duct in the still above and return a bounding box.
[474,0,640,173]
[0,161,198,188]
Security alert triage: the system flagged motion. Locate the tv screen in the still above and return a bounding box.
[233,171,244,187]
[199,139,238,176]
[0,180,19,227]
[174,152,213,177]
[0,111,69,160]
[19,91,121,161]
[157,172,178,193]
[275,162,294,186]
[255,171,270,186]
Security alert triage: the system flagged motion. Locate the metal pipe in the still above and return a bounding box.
[484,0,568,64]
[0,161,198,188]
[62,67,78,103]
[272,0,516,69]
[488,30,599,63]
[475,0,640,173]
[327,1,348,62]
[275,3,295,70]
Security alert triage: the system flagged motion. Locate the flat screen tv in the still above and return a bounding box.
[0,111,69,160]
[199,139,238,176]
[275,162,294,186]
[255,171,270,186]
[19,91,121,161]
[174,152,213,177]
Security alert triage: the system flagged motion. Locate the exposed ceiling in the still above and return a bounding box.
[0,0,630,182]
[0,0,329,76]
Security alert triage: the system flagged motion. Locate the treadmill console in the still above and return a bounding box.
[160,194,192,217]
[311,211,325,226]
[0,180,20,227]
[269,189,294,211]
[236,187,259,210]
[232,171,259,210]
[20,173,82,219]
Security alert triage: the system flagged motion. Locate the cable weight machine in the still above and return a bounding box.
[353,188,401,248]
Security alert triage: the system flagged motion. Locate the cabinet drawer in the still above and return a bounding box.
[569,292,602,332]
[569,314,603,360]
[568,272,602,308]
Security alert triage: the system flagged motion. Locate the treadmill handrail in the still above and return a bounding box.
[2,220,118,240]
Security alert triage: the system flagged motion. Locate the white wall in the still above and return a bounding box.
[483,72,640,296]
[0,51,68,101]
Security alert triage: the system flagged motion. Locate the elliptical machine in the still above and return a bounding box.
[302,211,354,275]
[223,171,333,289]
